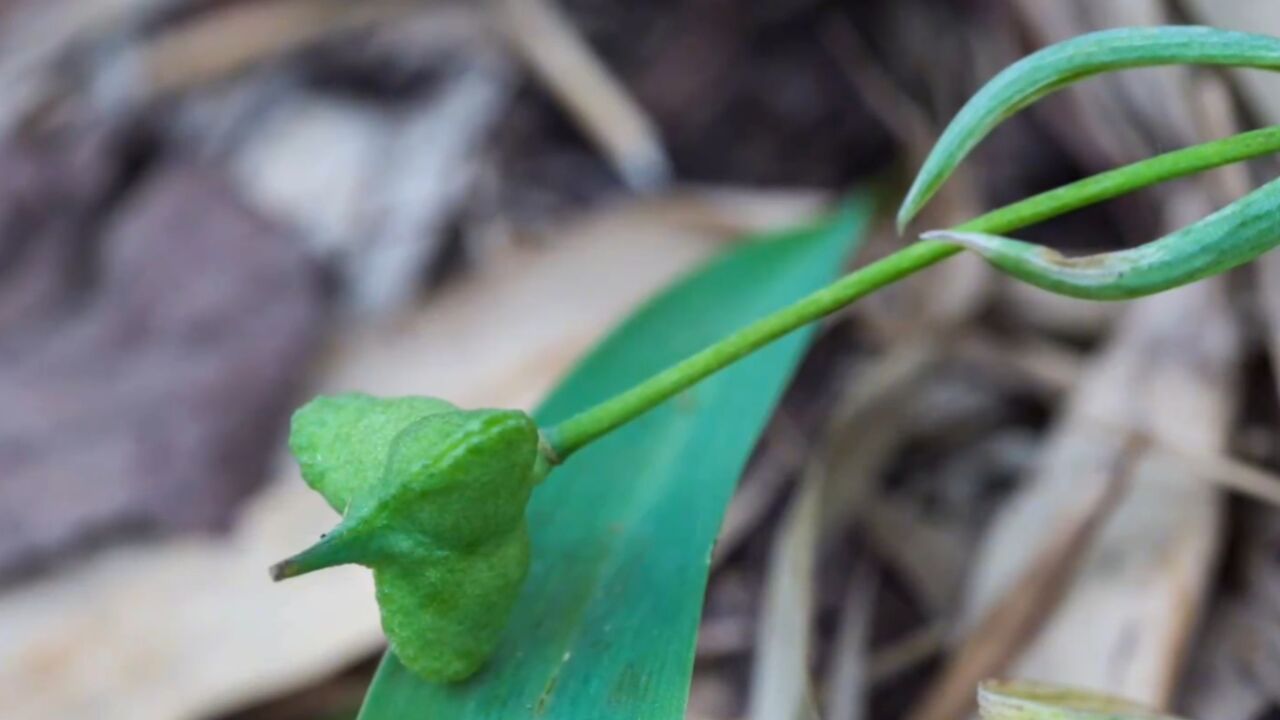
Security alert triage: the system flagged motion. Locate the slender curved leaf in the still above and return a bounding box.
[899,26,1280,230]
[358,195,874,719]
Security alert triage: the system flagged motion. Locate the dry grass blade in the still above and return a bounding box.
[996,282,1119,343]
[859,487,970,618]
[747,472,823,720]
[953,331,1087,397]
[825,560,878,720]
[748,334,952,720]
[868,622,950,687]
[904,436,1140,720]
[713,415,807,569]
[1139,433,1280,510]
[1180,510,1280,720]
[494,0,671,190]
[957,333,1280,511]
[819,340,942,542]
[139,0,424,98]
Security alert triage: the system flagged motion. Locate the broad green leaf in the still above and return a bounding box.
[358,195,874,719]
[899,26,1280,230]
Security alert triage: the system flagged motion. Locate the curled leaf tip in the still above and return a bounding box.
[923,228,1057,261]
[921,229,1000,252]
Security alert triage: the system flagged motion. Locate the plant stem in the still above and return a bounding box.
[544,125,1280,462]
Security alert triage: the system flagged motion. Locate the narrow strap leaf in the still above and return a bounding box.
[925,173,1280,300]
[899,26,1280,230]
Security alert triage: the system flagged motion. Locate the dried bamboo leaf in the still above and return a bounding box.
[747,474,824,720]
[825,561,878,720]
[495,0,671,190]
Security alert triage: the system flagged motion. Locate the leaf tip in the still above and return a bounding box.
[896,191,923,234]
[897,163,943,234]
[920,229,991,252]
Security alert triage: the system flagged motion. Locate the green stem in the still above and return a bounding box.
[544,125,1280,461]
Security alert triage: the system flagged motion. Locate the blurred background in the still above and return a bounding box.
[5,1,1280,718]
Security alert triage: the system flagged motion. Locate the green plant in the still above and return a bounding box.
[272,395,546,682]
[273,24,1280,719]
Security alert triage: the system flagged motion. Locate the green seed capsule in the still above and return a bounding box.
[271,393,545,682]
[924,174,1280,300]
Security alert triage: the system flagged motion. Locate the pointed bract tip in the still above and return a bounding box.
[269,558,303,582]
[267,523,369,582]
